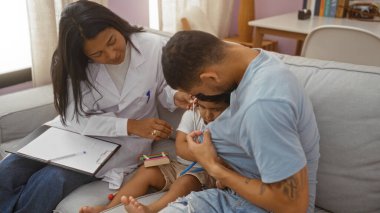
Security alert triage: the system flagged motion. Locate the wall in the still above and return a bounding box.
[255,0,303,55]
[0,81,32,96]
[108,0,149,27]
[108,0,303,55]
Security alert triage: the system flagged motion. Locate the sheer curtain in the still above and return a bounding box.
[156,0,234,38]
[26,0,107,87]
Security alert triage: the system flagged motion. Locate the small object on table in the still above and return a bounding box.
[140,152,170,167]
[298,9,311,20]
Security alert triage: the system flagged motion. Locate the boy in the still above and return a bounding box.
[80,93,230,213]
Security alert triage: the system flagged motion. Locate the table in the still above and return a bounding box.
[249,12,380,55]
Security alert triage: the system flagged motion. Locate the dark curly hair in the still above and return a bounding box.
[161,30,226,92]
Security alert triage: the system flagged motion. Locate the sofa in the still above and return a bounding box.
[1,49,380,212]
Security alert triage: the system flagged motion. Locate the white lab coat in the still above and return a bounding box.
[64,32,177,188]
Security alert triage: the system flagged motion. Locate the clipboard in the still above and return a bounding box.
[16,127,120,176]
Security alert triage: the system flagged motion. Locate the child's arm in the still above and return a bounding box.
[175,130,197,161]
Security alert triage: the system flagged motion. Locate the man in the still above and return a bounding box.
[123,30,320,213]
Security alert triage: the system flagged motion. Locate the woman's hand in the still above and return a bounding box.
[174,91,193,109]
[127,118,173,141]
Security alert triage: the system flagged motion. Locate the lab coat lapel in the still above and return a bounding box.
[92,64,120,109]
[119,34,146,104]
[91,33,147,110]
[95,64,120,96]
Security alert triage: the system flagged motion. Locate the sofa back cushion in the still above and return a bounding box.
[157,103,185,139]
[0,84,57,144]
[278,54,380,213]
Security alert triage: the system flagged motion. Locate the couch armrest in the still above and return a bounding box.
[0,84,57,144]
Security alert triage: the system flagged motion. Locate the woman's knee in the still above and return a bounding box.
[38,166,94,186]
[0,155,44,183]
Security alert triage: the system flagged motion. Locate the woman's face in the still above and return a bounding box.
[83,27,126,64]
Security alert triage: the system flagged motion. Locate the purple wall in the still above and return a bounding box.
[255,0,303,55]
[108,0,149,27]
[108,0,303,55]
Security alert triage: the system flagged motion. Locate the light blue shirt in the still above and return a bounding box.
[209,50,320,212]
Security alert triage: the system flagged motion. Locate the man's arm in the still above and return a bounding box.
[209,163,309,213]
[186,130,309,213]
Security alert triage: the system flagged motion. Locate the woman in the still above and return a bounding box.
[0,1,190,212]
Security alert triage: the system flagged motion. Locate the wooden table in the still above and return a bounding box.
[249,12,380,55]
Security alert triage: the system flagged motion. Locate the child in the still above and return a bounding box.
[79,93,230,213]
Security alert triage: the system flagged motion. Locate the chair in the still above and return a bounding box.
[223,0,278,51]
[301,25,380,67]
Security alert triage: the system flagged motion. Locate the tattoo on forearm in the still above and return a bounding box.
[259,183,266,195]
[273,168,307,201]
[246,178,267,195]
[282,177,298,200]
[280,176,299,200]
[244,178,251,184]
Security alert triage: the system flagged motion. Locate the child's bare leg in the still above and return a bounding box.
[149,174,202,211]
[123,174,202,213]
[79,166,166,213]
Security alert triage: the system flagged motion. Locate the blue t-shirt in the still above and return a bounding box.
[208,50,320,212]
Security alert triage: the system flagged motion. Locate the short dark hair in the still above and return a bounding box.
[162,30,226,92]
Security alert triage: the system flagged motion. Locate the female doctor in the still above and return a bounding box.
[0,1,191,212]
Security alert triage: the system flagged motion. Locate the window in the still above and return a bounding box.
[0,0,32,88]
[149,0,159,30]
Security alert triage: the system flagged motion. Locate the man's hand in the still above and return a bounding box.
[187,130,309,212]
[186,129,220,170]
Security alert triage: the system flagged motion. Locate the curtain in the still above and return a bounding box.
[157,0,234,38]
[26,0,108,87]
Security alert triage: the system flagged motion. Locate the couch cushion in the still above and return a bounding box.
[157,103,185,139]
[278,54,380,213]
[0,84,57,144]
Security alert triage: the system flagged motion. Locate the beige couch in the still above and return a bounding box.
[1,52,380,212]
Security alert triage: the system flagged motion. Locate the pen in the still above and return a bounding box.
[189,167,204,173]
[179,161,197,176]
[180,130,204,176]
[146,90,151,103]
[47,151,86,162]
